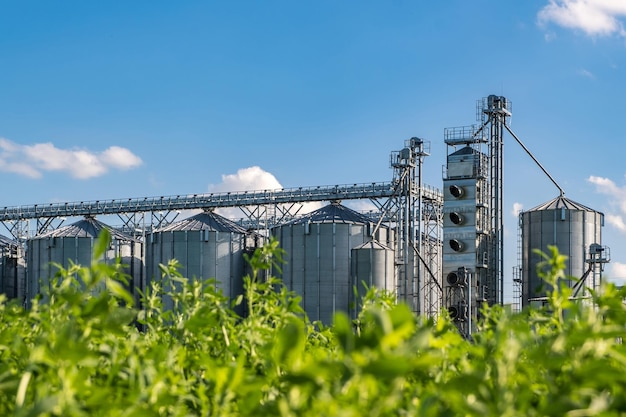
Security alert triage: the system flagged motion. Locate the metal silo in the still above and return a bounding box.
[351,240,395,317]
[271,201,393,325]
[521,195,604,307]
[145,210,254,312]
[0,234,25,301]
[26,216,143,305]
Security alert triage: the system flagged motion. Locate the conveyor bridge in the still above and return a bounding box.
[0,181,442,240]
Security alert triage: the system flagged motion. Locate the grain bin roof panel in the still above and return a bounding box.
[286,203,372,225]
[35,217,137,241]
[0,234,17,247]
[528,196,598,212]
[449,145,477,157]
[156,211,248,233]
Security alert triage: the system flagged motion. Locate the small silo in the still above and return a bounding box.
[145,210,254,311]
[0,234,25,301]
[521,195,604,307]
[271,201,394,324]
[26,216,143,304]
[351,239,395,317]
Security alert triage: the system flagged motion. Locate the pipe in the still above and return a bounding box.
[503,124,565,197]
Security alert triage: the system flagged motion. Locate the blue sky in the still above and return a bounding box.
[1,1,626,297]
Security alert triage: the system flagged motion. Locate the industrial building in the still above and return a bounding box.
[0,95,608,334]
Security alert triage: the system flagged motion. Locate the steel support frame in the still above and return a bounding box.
[420,198,443,318]
[381,138,442,318]
[482,96,510,306]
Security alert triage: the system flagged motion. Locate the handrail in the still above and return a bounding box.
[0,181,443,221]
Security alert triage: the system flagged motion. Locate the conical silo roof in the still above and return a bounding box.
[286,202,372,225]
[0,234,17,247]
[34,216,137,241]
[449,145,478,157]
[155,210,248,233]
[527,195,600,213]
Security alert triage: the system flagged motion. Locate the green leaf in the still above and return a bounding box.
[333,312,354,353]
[106,277,134,306]
[92,227,111,262]
[272,316,306,367]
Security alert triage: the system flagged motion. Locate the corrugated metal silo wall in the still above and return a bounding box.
[522,209,602,306]
[0,245,12,299]
[351,244,395,318]
[145,230,246,312]
[117,240,144,305]
[273,222,383,325]
[1,247,10,297]
[0,246,26,301]
[26,237,143,306]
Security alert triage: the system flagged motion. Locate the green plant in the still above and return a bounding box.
[1,236,626,416]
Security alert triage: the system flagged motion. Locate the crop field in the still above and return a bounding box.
[1,231,626,416]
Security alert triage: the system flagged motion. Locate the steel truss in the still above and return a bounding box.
[473,95,511,306]
[0,182,441,238]
[370,138,443,318]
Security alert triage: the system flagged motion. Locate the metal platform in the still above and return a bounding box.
[0,181,443,239]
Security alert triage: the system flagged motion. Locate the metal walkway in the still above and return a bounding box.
[0,181,443,239]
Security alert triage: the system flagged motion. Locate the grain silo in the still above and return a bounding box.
[351,239,395,317]
[145,210,256,312]
[26,216,143,304]
[271,201,394,324]
[0,234,25,301]
[520,195,604,307]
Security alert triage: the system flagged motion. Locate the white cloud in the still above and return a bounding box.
[209,166,282,193]
[538,0,626,37]
[588,176,626,287]
[544,31,558,41]
[588,175,619,192]
[101,146,144,169]
[606,214,626,233]
[208,166,322,219]
[588,175,626,214]
[608,261,626,285]
[0,160,41,178]
[0,138,142,179]
[0,138,20,153]
[345,200,377,213]
[577,68,595,79]
[588,175,626,235]
[0,139,42,178]
[512,202,524,217]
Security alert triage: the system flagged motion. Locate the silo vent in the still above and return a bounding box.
[449,239,464,252]
[449,185,464,198]
[450,212,464,225]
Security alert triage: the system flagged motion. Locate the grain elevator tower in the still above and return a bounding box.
[443,95,510,337]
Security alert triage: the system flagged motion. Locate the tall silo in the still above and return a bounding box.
[521,195,604,307]
[0,234,25,301]
[145,210,255,312]
[351,240,395,317]
[271,201,394,325]
[26,216,143,305]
